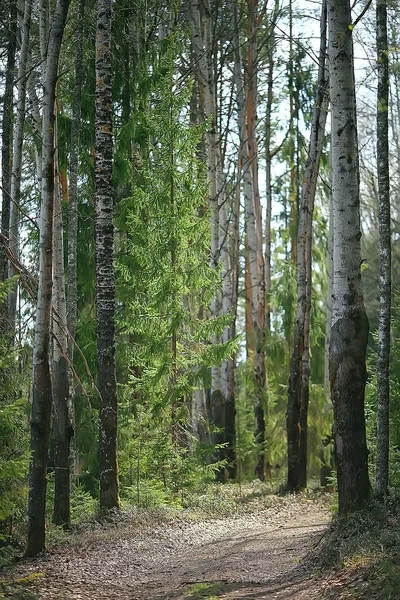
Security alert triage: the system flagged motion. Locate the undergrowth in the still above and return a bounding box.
[309,492,400,599]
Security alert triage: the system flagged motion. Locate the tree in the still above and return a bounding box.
[8,0,33,336]
[375,0,391,498]
[0,1,17,286]
[95,0,120,511]
[26,0,71,556]
[287,0,328,491]
[327,0,371,513]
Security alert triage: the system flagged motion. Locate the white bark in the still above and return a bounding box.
[8,0,34,334]
[328,0,370,513]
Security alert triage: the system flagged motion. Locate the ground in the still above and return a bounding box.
[0,494,331,599]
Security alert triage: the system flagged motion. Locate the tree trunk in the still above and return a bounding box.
[26,0,71,557]
[0,1,17,286]
[375,0,391,498]
[327,0,370,514]
[287,0,328,492]
[8,0,34,336]
[52,140,71,526]
[246,0,266,480]
[95,0,120,511]
[264,0,279,336]
[189,0,234,474]
[67,0,85,489]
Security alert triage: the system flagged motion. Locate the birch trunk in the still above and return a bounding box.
[8,0,34,336]
[327,0,370,513]
[26,0,71,557]
[375,0,391,498]
[287,0,328,491]
[52,147,71,526]
[0,1,17,286]
[246,0,266,480]
[189,0,234,473]
[265,0,279,335]
[95,0,120,511]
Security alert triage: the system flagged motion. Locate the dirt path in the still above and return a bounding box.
[5,499,330,599]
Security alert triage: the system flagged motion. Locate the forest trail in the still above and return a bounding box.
[5,498,330,599]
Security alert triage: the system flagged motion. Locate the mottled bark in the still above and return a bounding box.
[95,0,120,511]
[375,0,391,498]
[0,1,17,286]
[67,0,85,488]
[327,0,370,514]
[26,0,71,557]
[287,0,328,492]
[8,0,34,336]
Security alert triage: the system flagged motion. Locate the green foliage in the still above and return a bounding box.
[113,30,235,502]
[365,294,400,491]
[0,280,30,536]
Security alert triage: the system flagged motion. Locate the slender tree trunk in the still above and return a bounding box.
[189,0,234,474]
[246,0,266,480]
[327,0,370,514]
[67,0,85,489]
[264,0,279,336]
[375,0,391,498]
[95,0,120,511]
[52,138,71,526]
[0,1,17,286]
[287,0,328,491]
[26,0,71,557]
[8,0,34,336]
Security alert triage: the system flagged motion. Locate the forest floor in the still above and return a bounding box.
[1,487,399,599]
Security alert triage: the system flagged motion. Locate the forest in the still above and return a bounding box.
[0,0,399,589]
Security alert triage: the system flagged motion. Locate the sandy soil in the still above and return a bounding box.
[3,498,330,599]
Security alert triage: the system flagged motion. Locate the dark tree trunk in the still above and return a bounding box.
[67,0,85,491]
[95,0,120,511]
[26,0,71,557]
[287,0,328,492]
[375,0,391,498]
[0,1,17,286]
[327,0,371,514]
[52,156,71,527]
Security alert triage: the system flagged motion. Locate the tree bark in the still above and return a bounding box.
[246,0,266,480]
[375,0,391,498]
[0,1,17,286]
[26,0,71,557]
[327,0,370,514]
[95,0,120,511]
[52,142,71,526]
[8,0,34,336]
[287,0,328,492]
[189,0,234,475]
[67,0,85,489]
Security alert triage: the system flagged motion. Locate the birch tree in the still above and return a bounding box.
[327,0,371,513]
[287,0,328,491]
[8,0,33,336]
[52,151,71,526]
[246,0,266,480]
[375,0,391,498]
[189,0,234,475]
[26,0,71,556]
[95,0,120,510]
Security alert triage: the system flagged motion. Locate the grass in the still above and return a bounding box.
[309,492,400,599]
[184,582,225,599]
